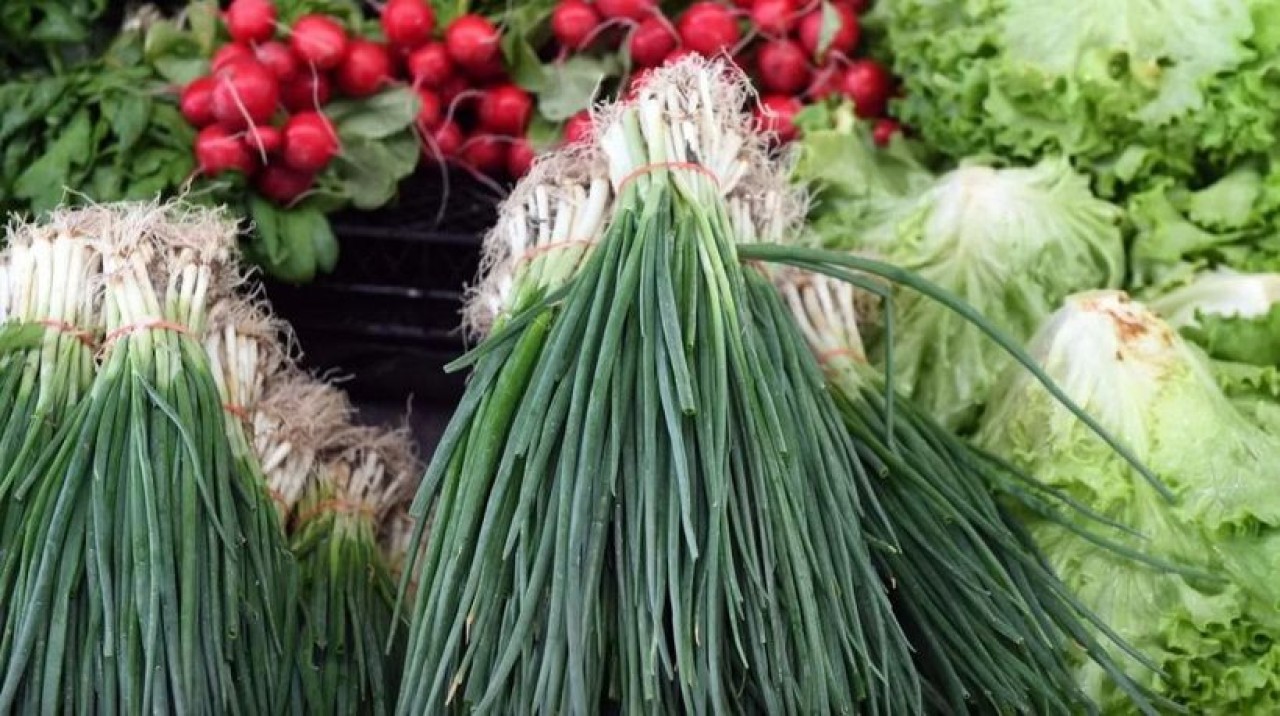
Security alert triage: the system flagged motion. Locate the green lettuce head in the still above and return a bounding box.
[879,0,1280,195]
[974,290,1280,713]
[842,158,1124,429]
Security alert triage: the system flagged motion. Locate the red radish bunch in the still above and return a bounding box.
[543,0,900,149]
[188,0,899,207]
[181,0,385,205]
[391,11,536,179]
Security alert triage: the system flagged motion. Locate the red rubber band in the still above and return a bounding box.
[816,347,865,365]
[101,319,191,347]
[222,403,251,421]
[35,319,96,348]
[617,161,720,193]
[296,499,375,525]
[516,239,596,268]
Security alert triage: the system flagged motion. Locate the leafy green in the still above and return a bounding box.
[330,87,422,141]
[534,55,620,122]
[879,0,1280,197]
[1149,270,1280,365]
[0,0,111,75]
[794,102,935,241]
[795,118,1125,429]
[1127,162,1280,287]
[974,290,1280,714]
[246,198,341,285]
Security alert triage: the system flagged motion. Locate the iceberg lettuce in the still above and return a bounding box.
[974,290,1280,713]
[798,144,1125,429]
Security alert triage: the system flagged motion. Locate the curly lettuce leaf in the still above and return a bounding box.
[793,102,935,246]
[1128,163,1280,286]
[1148,269,1280,364]
[839,158,1124,429]
[881,0,1280,196]
[974,291,1280,713]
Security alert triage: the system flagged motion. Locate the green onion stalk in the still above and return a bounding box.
[0,220,101,550]
[379,506,422,609]
[395,57,915,714]
[291,428,418,716]
[774,267,1164,714]
[0,202,293,713]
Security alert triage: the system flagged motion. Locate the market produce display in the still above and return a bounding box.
[0,202,419,713]
[6,0,1280,714]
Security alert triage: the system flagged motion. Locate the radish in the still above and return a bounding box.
[212,43,254,71]
[595,0,656,21]
[757,39,809,95]
[478,84,533,136]
[507,139,536,178]
[195,125,256,175]
[223,0,277,45]
[460,135,507,175]
[628,18,676,68]
[282,111,339,171]
[754,95,802,143]
[750,0,798,35]
[290,15,348,70]
[552,0,602,50]
[381,0,435,50]
[256,164,315,204]
[211,59,279,129]
[798,4,858,62]
[253,41,299,82]
[465,55,508,83]
[439,76,470,107]
[677,3,740,57]
[415,88,443,129]
[337,40,392,97]
[806,64,842,99]
[280,72,331,112]
[563,111,593,144]
[180,77,217,127]
[428,121,464,158]
[840,58,891,117]
[445,15,500,72]
[844,0,871,11]
[248,124,283,154]
[872,118,900,146]
[407,42,453,89]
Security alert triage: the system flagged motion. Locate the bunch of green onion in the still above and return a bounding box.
[396,59,916,714]
[775,268,1164,714]
[0,203,295,713]
[250,370,355,526]
[0,217,100,545]
[396,57,1185,715]
[291,428,418,716]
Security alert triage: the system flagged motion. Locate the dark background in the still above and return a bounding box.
[261,167,504,459]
